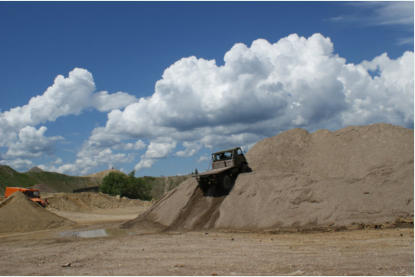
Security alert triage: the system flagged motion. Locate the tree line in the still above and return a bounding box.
[99,171,152,200]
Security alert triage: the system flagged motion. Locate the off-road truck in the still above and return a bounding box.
[195,147,250,195]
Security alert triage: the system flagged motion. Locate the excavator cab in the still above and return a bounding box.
[23,190,40,198]
[4,187,48,207]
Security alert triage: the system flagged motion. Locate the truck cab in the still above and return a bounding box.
[195,147,250,196]
[211,147,247,170]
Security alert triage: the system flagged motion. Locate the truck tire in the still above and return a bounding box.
[222,175,233,191]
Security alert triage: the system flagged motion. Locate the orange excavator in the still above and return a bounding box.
[4,187,48,207]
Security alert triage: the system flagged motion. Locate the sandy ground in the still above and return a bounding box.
[48,206,148,224]
[0,208,413,276]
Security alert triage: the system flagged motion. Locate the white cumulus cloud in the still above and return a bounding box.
[120,140,146,151]
[134,139,177,171]
[0,68,138,171]
[2,68,95,130]
[176,142,201,157]
[85,33,413,172]
[6,33,413,174]
[45,140,134,175]
[92,91,138,112]
[5,126,62,159]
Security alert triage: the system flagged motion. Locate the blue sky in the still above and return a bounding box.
[0,1,413,177]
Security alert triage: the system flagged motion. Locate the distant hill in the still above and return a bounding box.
[28,166,44,173]
[0,165,191,199]
[0,165,35,191]
[0,165,99,194]
[86,169,126,180]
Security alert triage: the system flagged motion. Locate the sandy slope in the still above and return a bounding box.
[125,123,414,232]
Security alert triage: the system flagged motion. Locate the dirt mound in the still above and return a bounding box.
[46,192,150,212]
[0,191,72,233]
[124,123,413,232]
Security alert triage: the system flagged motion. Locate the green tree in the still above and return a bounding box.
[100,172,128,196]
[100,171,152,200]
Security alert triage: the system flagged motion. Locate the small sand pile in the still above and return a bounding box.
[124,123,413,232]
[0,191,71,233]
[47,192,150,212]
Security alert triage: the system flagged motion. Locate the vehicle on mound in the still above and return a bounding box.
[195,147,251,196]
[4,187,48,207]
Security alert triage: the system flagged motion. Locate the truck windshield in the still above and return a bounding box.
[213,151,233,161]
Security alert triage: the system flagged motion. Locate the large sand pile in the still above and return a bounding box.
[0,191,72,233]
[124,123,413,232]
[46,192,150,212]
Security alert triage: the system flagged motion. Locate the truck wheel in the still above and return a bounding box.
[222,175,233,191]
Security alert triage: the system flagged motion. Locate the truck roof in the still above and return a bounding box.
[212,147,241,155]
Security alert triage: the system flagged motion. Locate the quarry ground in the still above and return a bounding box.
[0,207,413,276]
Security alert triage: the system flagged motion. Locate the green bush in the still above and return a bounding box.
[100,171,152,200]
